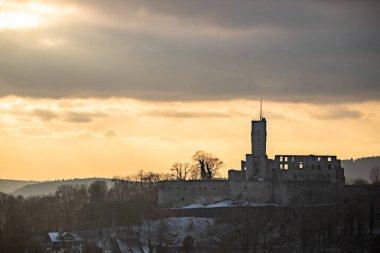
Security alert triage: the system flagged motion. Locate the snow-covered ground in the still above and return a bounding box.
[178,199,278,209]
[140,217,218,246]
[181,203,204,209]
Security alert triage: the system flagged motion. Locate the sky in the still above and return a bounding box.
[0,0,379,180]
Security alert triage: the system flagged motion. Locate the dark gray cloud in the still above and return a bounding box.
[0,0,379,103]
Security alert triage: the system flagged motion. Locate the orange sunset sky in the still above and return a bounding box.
[0,1,379,180]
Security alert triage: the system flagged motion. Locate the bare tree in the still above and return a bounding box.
[55,184,88,230]
[189,165,200,180]
[369,166,380,184]
[170,162,191,180]
[88,180,108,203]
[155,219,175,251]
[160,173,175,181]
[353,178,369,185]
[192,151,224,180]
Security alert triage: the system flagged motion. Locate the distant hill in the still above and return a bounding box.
[12,178,114,197]
[0,179,39,193]
[342,156,380,181]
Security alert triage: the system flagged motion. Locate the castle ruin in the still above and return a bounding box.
[159,115,345,208]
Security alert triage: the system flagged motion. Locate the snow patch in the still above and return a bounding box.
[178,200,277,209]
[140,217,216,246]
[181,203,204,209]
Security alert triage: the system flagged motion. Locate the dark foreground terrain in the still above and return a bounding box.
[1,177,379,253]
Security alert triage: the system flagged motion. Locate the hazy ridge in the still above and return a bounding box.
[11,178,114,197]
[341,156,380,181]
[0,179,39,193]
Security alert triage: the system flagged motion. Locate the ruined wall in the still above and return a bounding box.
[272,181,345,205]
[273,155,345,183]
[227,170,242,181]
[229,181,272,203]
[158,179,346,207]
[159,180,273,207]
[158,180,229,208]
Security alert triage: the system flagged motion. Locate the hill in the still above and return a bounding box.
[342,156,380,181]
[0,179,39,193]
[12,178,114,197]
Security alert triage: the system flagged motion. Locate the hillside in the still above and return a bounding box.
[342,156,380,181]
[12,178,114,197]
[0,179,39,193]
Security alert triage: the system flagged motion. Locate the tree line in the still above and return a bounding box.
[0,150,224,252]
[0,172,165,252]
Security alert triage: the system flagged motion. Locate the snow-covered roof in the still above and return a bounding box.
[117,238,146,253]
[103,237,145,253]
[47,232,81,242]
[47,232,60,242]
[103,237,122,253]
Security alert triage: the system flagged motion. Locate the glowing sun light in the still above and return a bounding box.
[0,1,64,30]
[0,12,42,29]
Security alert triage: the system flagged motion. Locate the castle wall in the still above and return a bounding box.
[159,180,274,207]
[272,181,345,205]
[229,181,272,203]
[158,180,345,207]
[158,180,229,208]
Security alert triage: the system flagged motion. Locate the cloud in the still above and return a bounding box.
[0,127,53,137]
[310,107,363,120]
[0,102,108,123]
[32,109,59,121]
[103,129,119,137]
[143,109,233,118]
[63,111,106,123]
[156,135,182,142]
[0,0,379,103]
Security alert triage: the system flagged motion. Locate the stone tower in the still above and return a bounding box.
[251,118,267,156]
[245,101,270,180]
